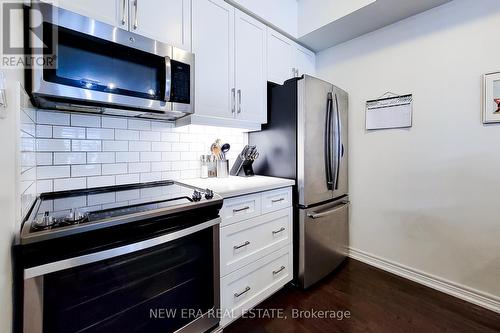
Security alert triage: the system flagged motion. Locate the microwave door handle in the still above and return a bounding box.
[164,56,172,102]
[325,93,333,190]
[334,93,342,190]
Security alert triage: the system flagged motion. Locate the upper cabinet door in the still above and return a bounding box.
[295,45,316,77]
[130,0,192,50]
[267,28,294,85]
[192,0,235,119]
[47,0,127,29]
[234,10,267,123]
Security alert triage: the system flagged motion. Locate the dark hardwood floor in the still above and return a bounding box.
[224,259,500,333]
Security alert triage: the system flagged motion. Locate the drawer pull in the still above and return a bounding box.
[233,206,250,213]
[234,286,251,298]
[271,198,285,203]
[273,266,286,275]
[272,227,286,235]
[233,241,250,250]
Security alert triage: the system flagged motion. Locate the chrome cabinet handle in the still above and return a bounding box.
[233,206,249,213]
[234,286,251,298]
[272,227,285,235]
[308,202,348,219]
[233,241,250,250]
[237,89,241,114]
[271,198,285,203]
[231,88,235,114]
[121,0,127,25]
[273,266,286,275]
[133,0,138,29]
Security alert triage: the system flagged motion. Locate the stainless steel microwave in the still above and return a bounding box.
[28,3,194,120]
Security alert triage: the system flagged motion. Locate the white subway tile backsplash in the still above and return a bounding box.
[129,162,150,173]
[162,152,180,161]
[72,140,102,152]
[115,129,139,141]
[116,152,140,163]
[87,128,114,140]
[37,153,53,166]
[37,139,71,152]
[116,174,140,185]
[87,175,115,188]
[102,163,127,175]
[128,119,151,130]
[151,161,171,172]
[37,179,53,193]
[33,111,247,191]
[140,151,162,162]
[102,116,127,129]
[53,126,86,139]
[129,141,151,152]
[36,125,52,138]
[103,140,128,152]
[87,152,115,164]
[140,131,161,141]
[71,114,101,127]
[37,111,70,125]
[54,152,87,165]
[140,172,162,183]
[161,132,179,142]
[53,178,87,191]
[152,142,171,152]
[37,166,70,179]
[71,164,102,177]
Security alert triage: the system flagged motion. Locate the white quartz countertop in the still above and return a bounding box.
[178,176,295,198]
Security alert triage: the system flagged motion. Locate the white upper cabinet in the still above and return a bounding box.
[130,0,192,50]
[234,10,267,123]
[48,0,191,50]
[267,28,316,84]
[267,28,295,85]
[45,0,127,28]
[192,0,235,119]
[295,44,316,77]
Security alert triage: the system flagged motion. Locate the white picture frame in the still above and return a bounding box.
[483,72,500,124]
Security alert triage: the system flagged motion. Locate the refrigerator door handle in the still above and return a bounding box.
[307,202,349,219]
[333,93,342,190]
[325,93,334,190]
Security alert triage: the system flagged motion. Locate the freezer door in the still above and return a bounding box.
[331,85,348,200]
[298,198,349,289]
[297,75,335,206]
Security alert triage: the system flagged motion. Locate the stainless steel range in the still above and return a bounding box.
[17,181,222,333]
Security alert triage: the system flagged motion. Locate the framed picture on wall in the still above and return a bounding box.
[483,72,500,124]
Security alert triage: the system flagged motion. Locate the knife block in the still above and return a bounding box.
[230,155,255,177]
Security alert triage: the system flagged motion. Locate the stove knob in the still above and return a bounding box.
[192,190,202,202]
[205,189,214,200]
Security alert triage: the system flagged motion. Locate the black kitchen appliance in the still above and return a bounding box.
[16,181,221,333]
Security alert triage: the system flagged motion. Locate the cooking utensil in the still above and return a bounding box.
[221,143,230,160]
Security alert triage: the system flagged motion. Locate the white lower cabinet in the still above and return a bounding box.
[219,187,293,327]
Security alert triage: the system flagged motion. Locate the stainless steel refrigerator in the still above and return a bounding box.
[249,75,349,289]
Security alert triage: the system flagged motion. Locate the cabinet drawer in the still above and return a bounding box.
[220,207,292,276]
[221,246,292,327]
[261,187,292,214]
[221,193,261,226]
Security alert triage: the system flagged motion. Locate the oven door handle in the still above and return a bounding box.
[24,217,221,279]
[164,56,172,102]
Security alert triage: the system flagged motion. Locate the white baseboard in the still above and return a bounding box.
[348,247,500,314]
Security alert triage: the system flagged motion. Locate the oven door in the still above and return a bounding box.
[23,219,220,333]
[30,3,193,116]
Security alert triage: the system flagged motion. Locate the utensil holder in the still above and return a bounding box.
[217,160,229,178]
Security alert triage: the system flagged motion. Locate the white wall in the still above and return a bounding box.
[0,0,24,331]
[297,0,375,36]
[317,0,500,300]
[228,0,298,37]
